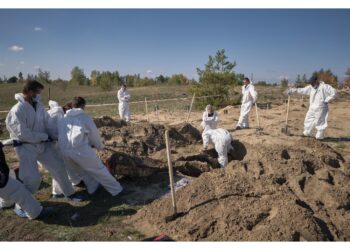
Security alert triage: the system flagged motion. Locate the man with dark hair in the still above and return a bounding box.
[236,77,257,130]
[287,76,337,139]
[0,80,82,217]
[58,97,123,197]
[0,142,53,220]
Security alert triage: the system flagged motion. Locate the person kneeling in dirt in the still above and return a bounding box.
[201,104,218,132]
[0,142,53,219]
[58,97,123,197]
[202,128,233,168]
[287,75,337,140]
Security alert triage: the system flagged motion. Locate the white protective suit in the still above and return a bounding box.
[202,128,233,167]
[0,93,76,208]
[201,109,218,132]
[117,88,131,122]
[47,100,83,195]
[237,83,258,128]
[0,177,42,219]
[288,82,337,139]
[58,108,123,196]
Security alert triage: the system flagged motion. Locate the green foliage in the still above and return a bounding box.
[191,49,240,109]
[196,49,237,85]
[311,69,338,87]
[255,81,268,86]
[168,74,189,85]
[70,66,86,85]
[345,68,350,88]
[99,71,114,91]
[280,78,289,88]
[190,83,229,109]
[36,68,51,84]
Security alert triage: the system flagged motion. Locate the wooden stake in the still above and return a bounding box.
[186,93,195,123]
[165,130,177,214]
[48,87,51,100]
[145,97,149,122]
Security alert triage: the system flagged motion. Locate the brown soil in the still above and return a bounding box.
[127,137,350,241]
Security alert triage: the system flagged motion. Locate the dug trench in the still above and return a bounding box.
[94,116,350,241]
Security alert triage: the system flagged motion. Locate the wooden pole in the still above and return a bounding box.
[145,97,149,122]
[255,103,261,129]
[285,96,291,127]
[48,87,51,100]
[165,130,177,214]
[186,93,195,123]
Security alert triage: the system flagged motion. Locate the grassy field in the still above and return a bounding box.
[0,82,289,119]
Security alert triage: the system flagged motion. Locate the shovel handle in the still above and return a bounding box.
[285,96,291,126]
[254,103,260,128]
[165,130,177,214]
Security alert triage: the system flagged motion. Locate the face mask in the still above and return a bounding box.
[32,94,41,102]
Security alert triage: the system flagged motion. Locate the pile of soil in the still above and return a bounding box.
[94,116,127,128]
[98,119,202,156]
[97,118,205,177]
[105,151,166,177]
[127,137,350,241]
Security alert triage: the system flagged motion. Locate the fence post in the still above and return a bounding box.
[145,97,149,122]
[186,93,196,123]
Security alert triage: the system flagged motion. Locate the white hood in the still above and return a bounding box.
[66,108,85,117]
[48,100,60,109]
[14,93,25,103]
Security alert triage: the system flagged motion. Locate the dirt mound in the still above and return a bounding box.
[173,140,247,177]
[94,116,127,128]
[99,122,202,157]
[127,138,350,241]
[105,151,166,177]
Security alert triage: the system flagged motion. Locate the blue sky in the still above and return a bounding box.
[0,9,350,83]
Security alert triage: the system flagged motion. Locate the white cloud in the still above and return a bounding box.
[34,26,43,32]
[19,61,25,65]
[8,45,24,52]
[146,70,153,75]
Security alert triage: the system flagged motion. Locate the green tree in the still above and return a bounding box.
[70,66,86,85]
[99,71,113,91]
[36,68,51,84]
[344,68,350,88]
[156,74,167,84]
[280,78,289,88]
[90,70,101,86]
[296,75,301,83]
[310,69,338,87]
[196,49,237,85]
[302,74,308,84]
[18,72,23,82]
[168,74,189,85]
[191,49,239,109]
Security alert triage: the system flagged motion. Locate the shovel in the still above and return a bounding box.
[281,96,291,135]
[164,130,183,222]
[254,103,263,133]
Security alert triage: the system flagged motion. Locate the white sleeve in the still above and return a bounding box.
[86,116,104,150]
[117,90,122,102]
[213,112,218,122]
[324,85,337,103]
[202,131,210,147]
[250,86,258,103]
[6,110,48,143]
[289,85,312,96]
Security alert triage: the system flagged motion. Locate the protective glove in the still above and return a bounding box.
[287,89,293,95]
